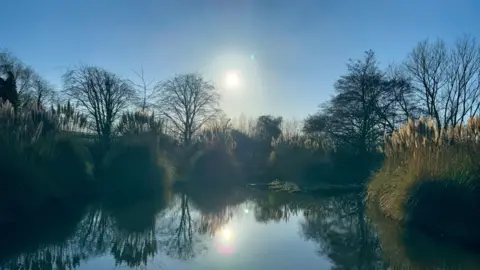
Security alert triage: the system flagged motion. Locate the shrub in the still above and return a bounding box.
[100,133,174,202]
[268,134,333,185]
[188,124,241,187]
[368,117,480,247]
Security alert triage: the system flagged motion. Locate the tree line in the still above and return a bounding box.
[2,34,480,158]
[305,34,480,156]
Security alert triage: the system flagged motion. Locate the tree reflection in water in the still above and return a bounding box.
[299,193,387,270]
[250,191,386,269]
[108,198,166,268]
[156,193,202,260]
[2,189,480,269]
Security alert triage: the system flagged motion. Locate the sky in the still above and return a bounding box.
[1,0,479,119]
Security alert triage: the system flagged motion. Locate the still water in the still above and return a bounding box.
[1,189,479,270]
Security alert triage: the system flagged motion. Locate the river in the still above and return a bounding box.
[0,189,478,270]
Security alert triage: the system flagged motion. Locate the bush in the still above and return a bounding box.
[100,133,174,202]
[188,125,241,187]
[368,117,480,247]
[267,134,333,185]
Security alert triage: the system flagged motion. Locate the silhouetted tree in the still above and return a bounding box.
[156,74,220,144]
[30,74,55,108]
[442,35,480,127]
[0,71,18,108]
[385,66,420,127]
[255,115,283,141]
[405,35,480,130]
[62,65,134,149]
[305,51,393,155]
[0,51,34,106]
[405,38,448,130]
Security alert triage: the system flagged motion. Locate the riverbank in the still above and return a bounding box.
[367,117,480,250]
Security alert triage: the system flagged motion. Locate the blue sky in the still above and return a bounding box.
[1,0,479,118]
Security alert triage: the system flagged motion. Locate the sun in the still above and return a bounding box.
[225,71,240,89]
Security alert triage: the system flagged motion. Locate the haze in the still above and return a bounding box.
[1,0,479,118]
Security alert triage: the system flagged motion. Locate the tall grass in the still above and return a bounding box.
[368,117,480,247]
[0,101,93,224]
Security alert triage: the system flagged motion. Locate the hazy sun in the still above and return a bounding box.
[225,71,240,89]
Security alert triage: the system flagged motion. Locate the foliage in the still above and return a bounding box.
[268,134,333,185]
[304,51,399,155]
[187,121,241,187]
[255,115,283,141]
[100,133,175,202]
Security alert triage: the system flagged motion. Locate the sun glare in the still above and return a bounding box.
[222,228,232,240]
[225,71,240,89]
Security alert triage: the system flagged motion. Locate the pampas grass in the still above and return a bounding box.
[368,116,480,247]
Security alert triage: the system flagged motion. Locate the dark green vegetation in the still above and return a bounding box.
[2,33,480,253]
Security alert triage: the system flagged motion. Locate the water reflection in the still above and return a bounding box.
[0,189,479,269]
[300,193,386,270]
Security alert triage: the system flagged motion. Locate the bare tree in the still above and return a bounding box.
[129,66,157,112]
[405,36,480,129]
[156,74,220,144]
[62,65,134,147]
[443,34,480,127]
[404,39,448,130]
[30,73,55,108]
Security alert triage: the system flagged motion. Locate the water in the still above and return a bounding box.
[0,189,479,270]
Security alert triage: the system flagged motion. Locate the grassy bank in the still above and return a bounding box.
[0,103,94,224]
[367,117,480,249]
[0,103,175,225]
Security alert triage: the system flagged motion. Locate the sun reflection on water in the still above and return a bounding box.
[215,227,236,255]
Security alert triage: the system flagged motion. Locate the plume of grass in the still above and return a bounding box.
[0,101,93,223]
[368,116,480,247]
[116,110,164,136]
